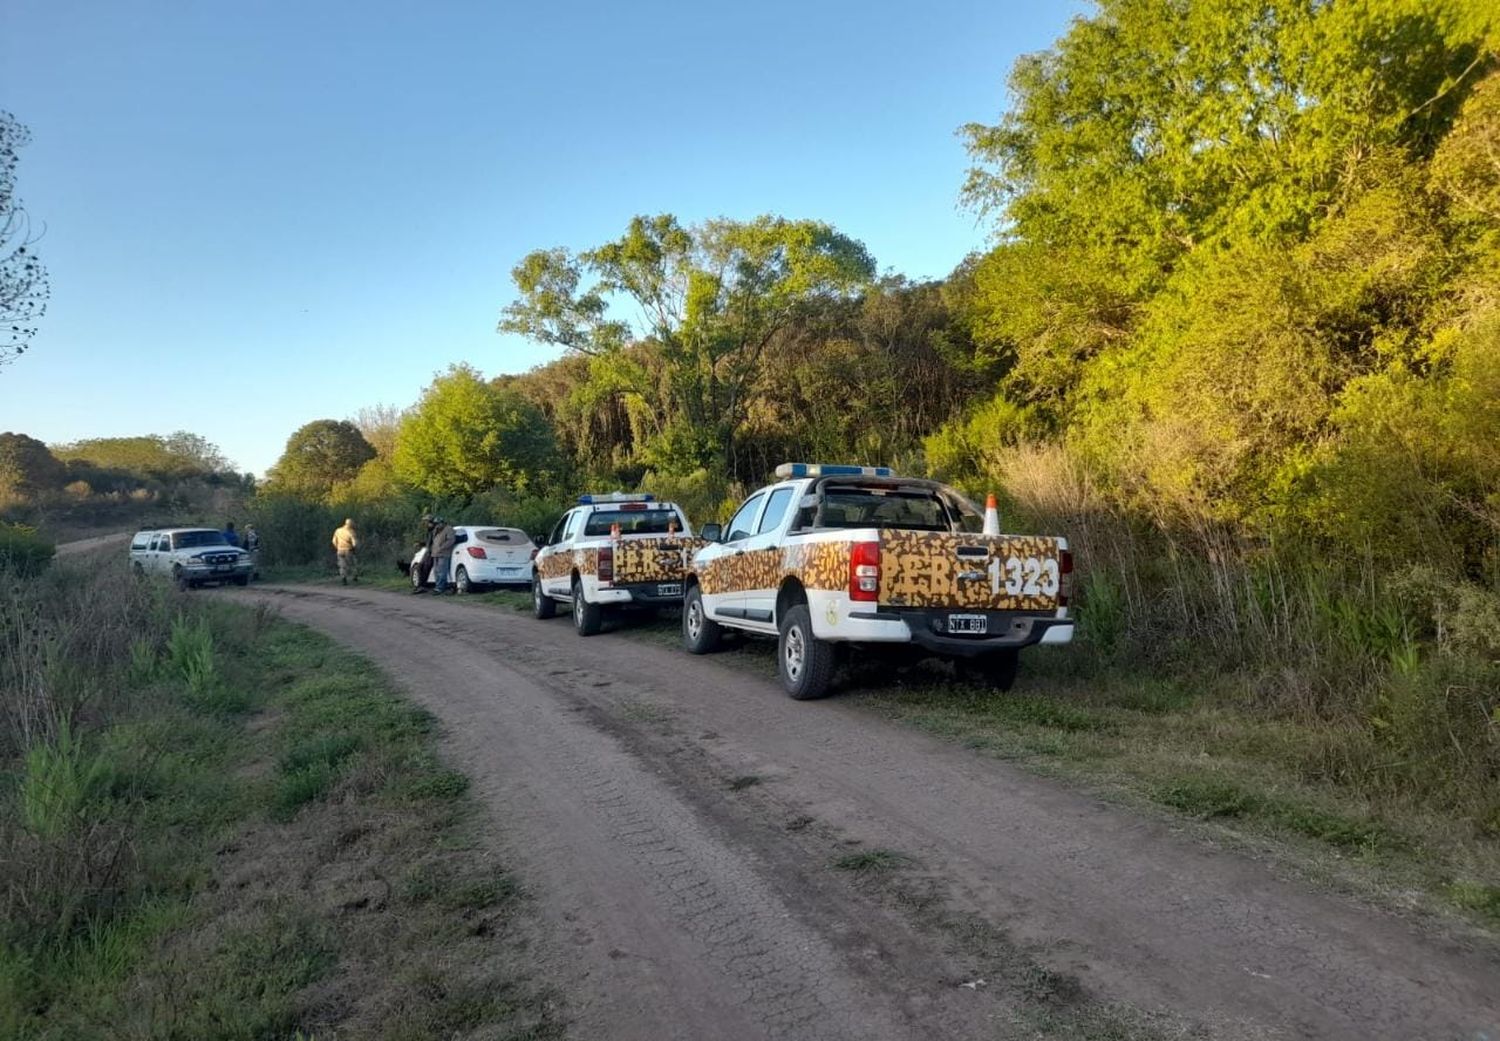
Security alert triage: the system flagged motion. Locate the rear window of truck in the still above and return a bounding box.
[811,487,984,533]
[583,509,683,537]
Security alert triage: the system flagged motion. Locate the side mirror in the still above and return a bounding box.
[700,523,722,542]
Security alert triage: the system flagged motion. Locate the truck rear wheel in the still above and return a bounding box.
[777,604,834,700]
[961,649,1019,692]
[682,585,721,654]
[573,580,603,636]
[533,576,557,618]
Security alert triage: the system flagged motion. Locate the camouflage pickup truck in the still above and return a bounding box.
[532,493,705,636]
[682,464,1074,699]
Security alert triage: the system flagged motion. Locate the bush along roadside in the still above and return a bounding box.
[0,555,562,1041]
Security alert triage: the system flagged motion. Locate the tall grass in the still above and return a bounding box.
[990,442,1500,833]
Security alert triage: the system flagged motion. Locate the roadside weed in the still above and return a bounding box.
[127,638,158,685]
[167,612,217,694]
[19,718,112,840]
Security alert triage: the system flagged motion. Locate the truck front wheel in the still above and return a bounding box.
[777,604,835,700]
[682,585,721,654]
[573,580,603,636]
[533,576,557,619]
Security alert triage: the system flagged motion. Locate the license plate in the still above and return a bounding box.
[657,583,682,597]
[213,565,232,573]
[946,613,987,634]
[497,567,520,575]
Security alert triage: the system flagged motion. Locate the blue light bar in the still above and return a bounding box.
[774,463,895,479]
[577,492,656,504]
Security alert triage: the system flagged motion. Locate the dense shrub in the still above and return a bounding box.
[0,522,54,576]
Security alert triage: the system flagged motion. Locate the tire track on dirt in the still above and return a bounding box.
[250,585,997,1041]
[249,584,1500,1041]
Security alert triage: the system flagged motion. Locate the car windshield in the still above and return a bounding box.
[175,531,229,548]
[583,509,683,537]
[817,488,957,532]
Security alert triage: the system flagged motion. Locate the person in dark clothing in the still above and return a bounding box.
[430,517,456,594]
[223,521,240,547]
[411,514,437,594]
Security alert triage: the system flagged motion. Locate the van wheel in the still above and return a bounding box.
[233,575,250,587]
[961,650,1019,692]
[777,604,834,700]
[132,561,145,578]
[682,585,721,654]
[572,581,603,636]
[533,576,557,619]
[455,565,471,594]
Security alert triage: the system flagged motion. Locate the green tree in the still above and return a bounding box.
[0,432,65,500]
[53,433,233,481]
[392,364,561,499]
[267,420,376,499]
[959,0,1493,423]
[500,214,876,476]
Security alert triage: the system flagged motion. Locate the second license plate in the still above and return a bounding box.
[657,583,682,597]
[946,613,988,634]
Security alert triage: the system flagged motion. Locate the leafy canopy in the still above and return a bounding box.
[268,420,376,499]
[500,214,876,473]
[392,364,561,500]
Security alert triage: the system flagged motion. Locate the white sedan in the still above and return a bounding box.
[409,525,537,593]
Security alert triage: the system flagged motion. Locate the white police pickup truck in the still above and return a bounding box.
[532,493,705,635]
[129,528,253,590]
[682,464,1074,699]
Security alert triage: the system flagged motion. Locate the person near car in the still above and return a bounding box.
[412,513,437,593]
[430,517,456,594]
[332,518,359,585]
[244,524,261,580]
[222,521,240,547]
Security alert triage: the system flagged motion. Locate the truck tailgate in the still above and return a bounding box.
[879,531,1065,612]
[613,536,708,585]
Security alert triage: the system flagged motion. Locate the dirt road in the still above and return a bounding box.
[247,583,1499,1041]
[55,531,131,556]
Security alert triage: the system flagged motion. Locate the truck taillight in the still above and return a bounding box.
[598,546,614,585]
[465,546,487,559]
[1059,549,1073,606]
[849,541,880,602]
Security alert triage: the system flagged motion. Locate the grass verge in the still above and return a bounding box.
[1,557,562,1041]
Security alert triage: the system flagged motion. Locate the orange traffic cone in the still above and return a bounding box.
[982,493,1000,535]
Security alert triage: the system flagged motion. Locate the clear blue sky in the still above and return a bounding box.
[1,0,1081,475]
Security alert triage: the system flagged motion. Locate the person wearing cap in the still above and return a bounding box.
[332,518,359,585]
[429,517,456,594]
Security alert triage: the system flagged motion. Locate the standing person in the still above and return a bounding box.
[223,521,240,547]
[332,518,359,585]
[430,517,456,595]
[412,513,436,593]
[243,524,261,580]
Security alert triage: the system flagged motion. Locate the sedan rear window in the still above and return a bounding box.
[476,528,529,544]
